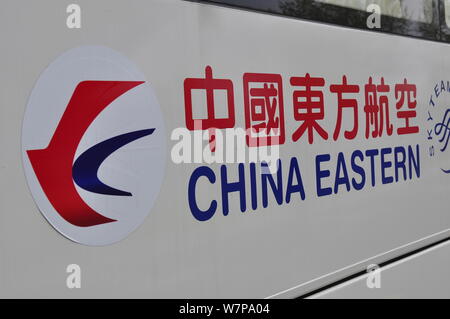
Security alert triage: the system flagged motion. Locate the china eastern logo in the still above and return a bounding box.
[27,81,154,227]
[22,46,166,246]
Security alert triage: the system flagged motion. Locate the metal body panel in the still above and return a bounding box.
[0,0,448,298]
[311,240,450,298]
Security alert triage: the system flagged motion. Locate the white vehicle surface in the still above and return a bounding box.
[0,0,449,298]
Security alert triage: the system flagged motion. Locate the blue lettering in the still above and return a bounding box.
[365,149,379,187]
[394,146,407,182]
[381,147,393,184]
[316,154,332,197]
[408,144,420,179]
[188,166,217,221]
[262,160,283,207]
[286,157,306,203]
[221,163,246,215]
[351,150,366,190]
[334,152,350,193]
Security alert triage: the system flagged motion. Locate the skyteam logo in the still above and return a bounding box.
[426,80,450,174]
[22,46,166,245]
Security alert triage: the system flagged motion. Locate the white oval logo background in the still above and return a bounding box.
[22,46,166,246]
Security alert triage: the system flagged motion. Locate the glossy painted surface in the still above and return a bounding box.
[0,0,449,297]
[310,240,450,299]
